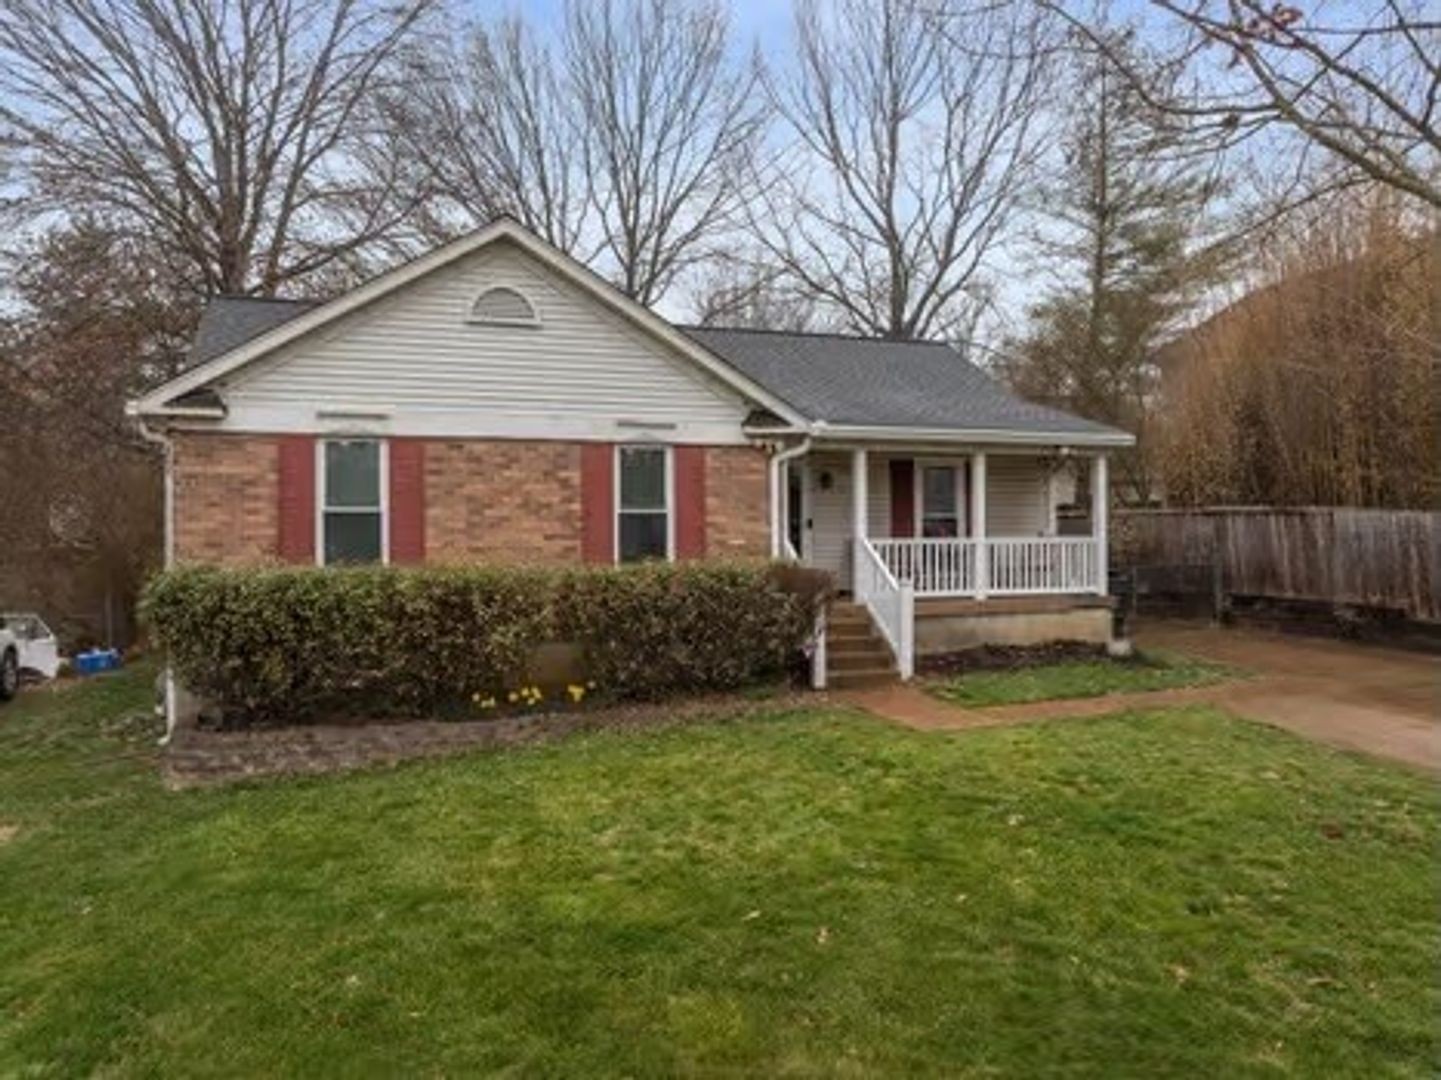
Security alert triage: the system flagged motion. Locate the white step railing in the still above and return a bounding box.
[853,538,915,679]
[871,537,1101,597]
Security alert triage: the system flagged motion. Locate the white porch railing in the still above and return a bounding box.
[854,538,915,678]
[872,537,1101,597]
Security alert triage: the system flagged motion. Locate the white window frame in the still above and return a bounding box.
[465,284,542,328]
[913,457,967,540]
[613,443,674,564]
[316,438,390,566]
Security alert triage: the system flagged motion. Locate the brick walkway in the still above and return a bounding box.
[842,621,1440,772]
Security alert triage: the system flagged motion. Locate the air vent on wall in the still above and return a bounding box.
[468,286,540,327]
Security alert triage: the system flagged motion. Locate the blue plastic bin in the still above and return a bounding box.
[74,649,122,676]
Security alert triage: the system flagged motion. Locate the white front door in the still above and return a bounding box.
[805,452,851,584]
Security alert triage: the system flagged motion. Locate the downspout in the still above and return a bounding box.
[134,414,177,744]
[768,435,812,559]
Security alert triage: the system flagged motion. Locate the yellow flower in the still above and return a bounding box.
[567,684,586,703]
[471,692,481,703]
[481,697,496,709]
[507,691,519,703]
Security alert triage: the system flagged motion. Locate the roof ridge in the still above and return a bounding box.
[679,323,949,346]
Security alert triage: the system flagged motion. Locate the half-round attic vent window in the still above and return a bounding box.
[469,285,540,327]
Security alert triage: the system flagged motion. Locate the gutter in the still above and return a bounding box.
[134,415,178,745]
[813,423,1135,448]
[769,435,812,559]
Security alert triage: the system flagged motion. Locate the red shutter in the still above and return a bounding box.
[580,442,615,564]
[277,435,316,563]
[964,460,974,536]
[889,458,915,538]
[389,438,426,564]
[674,445,707,559]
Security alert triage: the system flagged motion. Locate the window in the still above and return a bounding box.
[920,464,960,538]
[469,285,539,326]
[617,446,670,562]
[321,440,385,565]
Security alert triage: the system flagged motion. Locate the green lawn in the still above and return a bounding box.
[929,651,1236,708]
[1,666,1436,1076]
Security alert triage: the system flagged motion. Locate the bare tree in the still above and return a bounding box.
[1052,1,1440,209]
[1156,190,1438,508]
[691,254,826,331]
[753,0,1053,340]
[374,0,764,308]
[566,0,766,306]
[374,16,589,254]
[0,0,437,296]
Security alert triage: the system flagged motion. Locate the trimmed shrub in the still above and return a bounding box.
[141,562,828,724]
[554,562,824,700]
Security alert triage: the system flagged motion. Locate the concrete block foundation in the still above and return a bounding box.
[914,596,1113,654]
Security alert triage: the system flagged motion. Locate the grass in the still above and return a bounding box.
[929,651,1237,708]
[1,665,1436,1077]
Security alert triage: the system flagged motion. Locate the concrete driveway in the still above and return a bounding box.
[1133,620,1439,772]
[844,621,1439,772]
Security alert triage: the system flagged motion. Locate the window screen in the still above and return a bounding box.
[617,446,668,562]
[323,440,383,564]
[921,465,960,538]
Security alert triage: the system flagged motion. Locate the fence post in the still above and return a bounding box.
[1211,515,1224,623]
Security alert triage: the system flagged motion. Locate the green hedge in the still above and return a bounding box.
[141,562,828,724]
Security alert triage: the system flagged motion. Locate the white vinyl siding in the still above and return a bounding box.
[222,241,750,437]
[986,456,1052,536]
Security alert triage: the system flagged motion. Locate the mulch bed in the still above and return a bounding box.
[164,688,819,789]
[916,641,1108,678]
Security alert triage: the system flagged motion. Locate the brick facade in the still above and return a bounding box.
[172,433,280,564]
[170,434,772,566]
[703,445,770,558]
[425,440,584,564]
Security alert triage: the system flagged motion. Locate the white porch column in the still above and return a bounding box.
[851,447,868,593]
[971,451,987,598]
[1091,453,1109,595]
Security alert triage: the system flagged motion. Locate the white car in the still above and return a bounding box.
[0,614,61,698]
[0,624,16,701]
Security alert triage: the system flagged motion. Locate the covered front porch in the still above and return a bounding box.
[779,444,1112,682]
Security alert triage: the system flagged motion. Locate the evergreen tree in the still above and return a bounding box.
[1001,30,1223,504]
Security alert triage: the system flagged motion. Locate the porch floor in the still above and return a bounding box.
[915,594,1113,618]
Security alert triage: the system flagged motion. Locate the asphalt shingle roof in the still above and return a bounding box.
[682,326,1123,437]
[182,296,1124,439]
[189,296,318,365]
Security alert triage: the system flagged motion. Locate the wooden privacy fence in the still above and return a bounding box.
[1114,507,1441,623]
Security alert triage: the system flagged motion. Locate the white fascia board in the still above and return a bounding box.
[812,424,1135,449]
[129,219,809,429]
[161,404,758,445]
